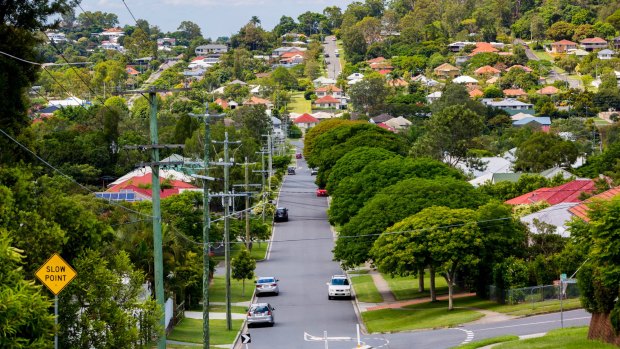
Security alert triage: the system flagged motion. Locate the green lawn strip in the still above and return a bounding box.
[168,318,243,344]
[362,303,484,332]
[248,242,268,260]
[351,275,383,303]
[289,92,311,114]
[452,296,582,316]
[453,335,519,349]
[494,326,617,349]
[382,273,449,301]
[208,304,247,313]
[533,50,554,61]
[209,276,254,303]
[348,269,370,275]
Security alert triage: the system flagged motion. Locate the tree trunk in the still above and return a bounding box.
[418,267,425,293]
[429,266,437,302]
[242,279,245,297]
[589,312,620,345]
[447,272,454,311]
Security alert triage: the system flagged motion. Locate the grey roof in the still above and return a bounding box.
[371,113,394,123]
[38,105,60,114]
[598,49,615,55]
[199,44,227,49]
[271,116,282,125]
[513,116,551,126]
[482,98,533,108]
[520,202,579,237]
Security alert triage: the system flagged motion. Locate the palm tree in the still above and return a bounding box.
[249,16,261,27]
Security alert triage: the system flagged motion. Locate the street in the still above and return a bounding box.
[239,140,591,349]
[323,36,342,80]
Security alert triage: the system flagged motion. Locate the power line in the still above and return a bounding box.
[121,0,141,27]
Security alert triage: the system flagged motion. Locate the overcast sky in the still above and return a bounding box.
[80,0,355,39]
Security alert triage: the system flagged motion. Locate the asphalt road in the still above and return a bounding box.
[239,140,591,349]
[514,39,539,61]
[323,36,342,80]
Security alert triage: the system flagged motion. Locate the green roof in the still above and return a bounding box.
[492,173,526,183]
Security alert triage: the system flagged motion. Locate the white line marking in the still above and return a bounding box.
[454,328,475,344]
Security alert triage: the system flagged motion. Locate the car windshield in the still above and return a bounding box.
[276,209,286,214]
[251,305,269,313]
[258,278,275,283]
[331,278,349,286]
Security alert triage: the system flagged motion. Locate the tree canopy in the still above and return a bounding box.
[325,147,397,195]
[514,132,579,172]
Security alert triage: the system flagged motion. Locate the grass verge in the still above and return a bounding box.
[452,296,582,316]
[534,50,554,61]
[209,276,254,304]
[453,335,519,349]
[289,92,311,114]
[168,318,243,344]
[494,326,616,349]
[351,275,383,303]
[382,273,449,301]
[361,302,484,332]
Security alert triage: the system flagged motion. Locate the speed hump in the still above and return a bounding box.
[35,253,77,295]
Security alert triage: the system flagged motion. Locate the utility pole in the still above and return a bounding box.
[120,87,188,349]
[253,149,269,222]
[189,107,223,349]
[233,159,261,250]
[268,133,273,194]
[212,132,241,330]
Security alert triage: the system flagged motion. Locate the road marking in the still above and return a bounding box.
[454,328,474,344]
[470,316,590,332]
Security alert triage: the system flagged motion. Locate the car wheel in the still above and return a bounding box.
[270,322,275,327]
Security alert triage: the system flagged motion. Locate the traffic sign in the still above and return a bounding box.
[241,333,251,344]
[35,253,77,295]
[560,273,567,281]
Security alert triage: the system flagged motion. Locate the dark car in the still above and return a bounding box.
[324,53,330,58]
[274,207,288,222]
[296,153,302,159]
[288,167,296,175]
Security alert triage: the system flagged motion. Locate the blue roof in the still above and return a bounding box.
[513,117,551,126]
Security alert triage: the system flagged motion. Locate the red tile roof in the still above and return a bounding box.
[507,65,533,73]
[215,98,229,109]
[245,96,271,105]
[469,89,484,98]
[120,185,194,200]
[568,187,620,221]
[471,42,499,55]
[294,113,320,123]
[192,56,205,62]
[126,66,140,75]
[503,88,527,97]
[280,51,303,58]
[314,95,340,104]
[505,179,596,205]
[536,86,560,95]
[108,174,196,193]
[378,69,391,75]
[475,65,500,75]
[367,57,386,64]
[315,85,342,93]
[552,39,577,46]
[377,122,396,132]
[580,37,607,44]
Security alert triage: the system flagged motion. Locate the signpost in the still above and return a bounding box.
[35,253,77,349]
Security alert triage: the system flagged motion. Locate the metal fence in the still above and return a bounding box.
[489,281,580,306]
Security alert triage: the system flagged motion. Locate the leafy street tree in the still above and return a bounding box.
[303,119,361,161]
[373,206,483,310]
[297,11,327,36]
[177,20,203,41]
[273,16,297,37]
[347,73,389,116]
[411,105,485,167]
[514,132,579,172]
[0,231,55,348]
[329,156,464,226]
[334,177,488,269]
[232,247,256,296]
[308,123,408,188]
[326,147,397,195]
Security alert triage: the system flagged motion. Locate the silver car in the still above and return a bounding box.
[247,303,275,327]
[255,277,279,296]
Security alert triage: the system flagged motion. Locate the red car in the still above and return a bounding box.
[316,189,328,197]
[296,153,302,159]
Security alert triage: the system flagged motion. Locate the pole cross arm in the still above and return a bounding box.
[138,161,184,167]
[191,174,216,181]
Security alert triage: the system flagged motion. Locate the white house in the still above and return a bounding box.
[313,77,336,87]
[598,49,615,60]
[195,44,228,56]
[315,85,342,98]
[46,32,67,43]
[426,91,442,104]
[100,27,124,43]
[347,73,364,80]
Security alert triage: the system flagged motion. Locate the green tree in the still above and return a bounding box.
[273,16,297,37]
[334,177,487,268]
[545,21,576,40]
[347,73,389,116]
[326,147,397,194]
[606,9,620,31]
[303,119,360,161]
[0,231,55,348]
[177,20,203,41]
[297,11,327,36]
[232,247,256,296]
[514,132,579,172]
[323,6,343,31]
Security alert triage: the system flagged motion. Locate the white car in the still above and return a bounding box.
[327,275,351,300]
[255,276,279,296]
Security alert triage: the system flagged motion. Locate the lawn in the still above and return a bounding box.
[453,335,519,349]
[168,318,243,344]
[452,296,583,317]
[362,302,484,332]
[382,273,449,301]
[208,304,247,313]
[351,275,383,303]
[533,50,554,61]
[209,276,255,304]
[493,326,617,349]
[289,92,311,114]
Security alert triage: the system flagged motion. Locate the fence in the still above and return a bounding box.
[489,281,580,306]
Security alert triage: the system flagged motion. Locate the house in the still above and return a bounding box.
[99,167,198,202]
[434,63,460,78]
[244,96,272,109]
[49,96,88,107]
[367,57,387,64]
[387,78,409,87]
[157,37,176,51]
[32,105,61,123]
[426,91,442,104]
[314,95,341,109]
[377,123,396,132]
[506,65,533,73]
[188,56,218,69]
[568,48,589,57]
[278,51,304,67]
[313,76,336,87]
[370,62,394,72]
[550,40,577,53]
[569,187,620,222]
[411,75,439,87]
[469,89,484,98]
[312,111,336,120]
[272,46,306,57]
[215,98,230,109]
[520,202,579,237]
[614,37,620,50]
[536,86,560,96]
[505,179,596,205]
[100,27,125,43]
[481,98,533,115]
[452,75,479,87]
[512,116,551,132]
[370,114,393,124]
[126,66,140,76]
[46,31,67,43]
[598,49,615,60]
[101,41,124,52]
[458,148,516,180]
[293,113,320,130]
[474,65,501,77]
[384,116,412,130]
[511,112,535,121]
[539,166,579,180]
[315,85,342,98]
[447,41,476,52]
[470,42,499,56]
[347,73,364,81]
[228,79,247,86]
[580,37,608,51]
[503,88,528,98]
[195,44,228,56]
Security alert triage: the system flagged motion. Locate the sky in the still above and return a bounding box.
[80,0,356,39]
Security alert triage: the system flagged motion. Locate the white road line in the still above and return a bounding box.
[454,328,475,344]
[471,316,591,332]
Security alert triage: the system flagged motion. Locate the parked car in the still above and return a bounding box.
[316,188,328,197]
[288,167,296,175]
[327,275,351,300]
[274,207,288,222]
[310,168,318,176]
[255,277,279,296]
[324,53,330,57]
[296,153,302,159]
[247,303,275,327]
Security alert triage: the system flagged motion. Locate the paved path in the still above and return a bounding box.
[364,292,476,311]
[185,310,246,320]
[368,269,396,303]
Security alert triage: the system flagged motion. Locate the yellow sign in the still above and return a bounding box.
[35,253,77,295]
